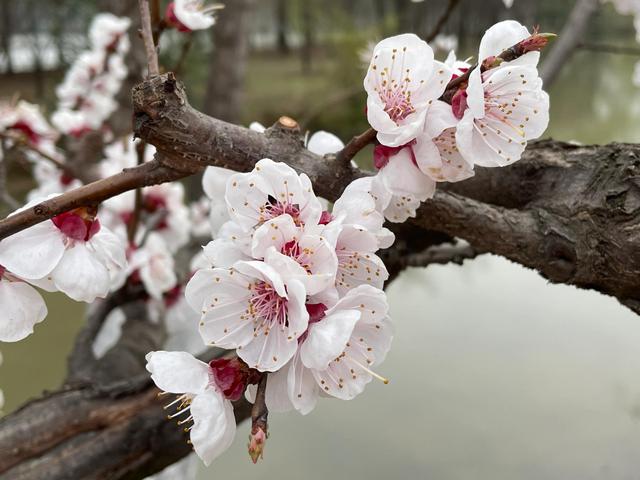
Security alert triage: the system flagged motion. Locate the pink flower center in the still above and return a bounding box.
[52,210,101,241]
[10,121,40,145]
[264,195,301,223]
[451,88,469,120]
[164,2,192,32]
[298,303,327,344]
[250,281,289,328]
[379,86,415,123]
[209,357,260,402]
[318,210,333,225]
[374,142,418,170]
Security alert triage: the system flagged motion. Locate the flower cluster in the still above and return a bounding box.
[146,158,394,464]
[52,13,130,136]
[365,21,550,222]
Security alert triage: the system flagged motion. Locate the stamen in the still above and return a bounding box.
[349,357,390,384]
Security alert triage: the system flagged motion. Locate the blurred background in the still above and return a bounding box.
[1,0,640,478]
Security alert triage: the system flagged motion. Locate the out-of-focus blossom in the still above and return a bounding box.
[165,1,222,32]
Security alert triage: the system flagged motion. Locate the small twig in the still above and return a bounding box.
[139,0,160,77]
[404,242,479,268]
[425,0,462,43]
[127,141,147,244]
[248,374,268,464]
[335,128,377,165]
[0,159,189,240]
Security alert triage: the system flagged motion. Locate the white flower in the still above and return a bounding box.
[0,267,47,342]
[128,233,177,300]
[456,63,549,167]
[306,131,344,156]
[411,100,475,182]
[0,100,58,148]
[146,351,236,466]
[249,121,266,133]
[225,158,323,231]
[28,162,82,202]
[263,285,393,414]
[89,13,131,53]
[477,20,540,68]
[364,33,451,147]
[202,166,234,237]
[185,259,308,372]
[503,0,514,8]
[376,146,436,205]
[167,0,221,32]
[0,203,126,303]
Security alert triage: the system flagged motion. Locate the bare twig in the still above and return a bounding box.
[0,159,189,239]
[335,127,377,165]
[127,141,147,243]
[403,242,479,267]
[425,0,461,43]
[248,374,268,464]
[139,0,160,77]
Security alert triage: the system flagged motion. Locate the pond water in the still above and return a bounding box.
[2,24,640,480]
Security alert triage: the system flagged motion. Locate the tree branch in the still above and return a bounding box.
[138,0,159,77]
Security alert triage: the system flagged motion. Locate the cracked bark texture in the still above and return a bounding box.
[0,73,639,479]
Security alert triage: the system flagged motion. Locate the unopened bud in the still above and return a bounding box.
[518,32,556,53]
[248,427,267,464]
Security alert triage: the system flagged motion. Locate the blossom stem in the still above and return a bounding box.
[248,374,268,464]
[139,0,160,77]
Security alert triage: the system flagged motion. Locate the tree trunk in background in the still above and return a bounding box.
[0,0,13,74]
[276,0,289,54]
[540,0,600,87]
[202,0,254,123]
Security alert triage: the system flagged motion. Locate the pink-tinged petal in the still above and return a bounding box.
[88,228,127,279]
[307,131,344,156]
[145,350,210,394]
[377,148,436,200]
[0,279,47,342]
[264,366,294,413]
[262,248,309,286]
[288,352,319,415]
[190,390,236,466]
[300,309,360,370]
[414,128,475,183]
[51,243,111,302]
[251,214,300,259]
[382,192,422,223]
[0,221,65,279]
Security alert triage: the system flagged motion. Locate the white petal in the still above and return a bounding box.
[307,131,344,156]
[478,20,537,65]
[264,366,295,413]
[202,238,249,268]
[300,309,360,370]
[0,279,47,341]
[145,350,210,394]
[377,148,436,200]
[288,352,319,415]
[51,243,111,302]
[190,390,236,466]
[251,214,300,259]
[0,222,65,279]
